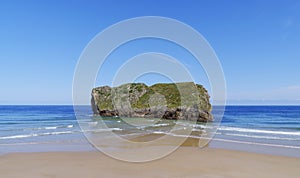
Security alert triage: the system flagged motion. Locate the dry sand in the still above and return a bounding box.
[1,147,299,178]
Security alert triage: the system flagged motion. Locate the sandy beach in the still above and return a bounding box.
[1,147,299,178]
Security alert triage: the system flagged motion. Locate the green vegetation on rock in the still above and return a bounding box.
[91,82,213,122]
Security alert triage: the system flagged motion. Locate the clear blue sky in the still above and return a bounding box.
[0,0,299,105]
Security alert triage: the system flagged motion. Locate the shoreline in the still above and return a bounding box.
[1,147,299,177]
[1,133,300,177]
[1,133,300,158]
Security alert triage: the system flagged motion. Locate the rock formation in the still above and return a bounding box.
[91,82,213,122]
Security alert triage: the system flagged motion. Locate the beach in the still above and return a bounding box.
[1,147,299,178]
[1,105,300,177]
[2,0,300,177]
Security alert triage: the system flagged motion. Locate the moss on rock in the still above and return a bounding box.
[91,82,213,122]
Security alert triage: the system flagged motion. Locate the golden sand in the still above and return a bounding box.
[1,147,299,178]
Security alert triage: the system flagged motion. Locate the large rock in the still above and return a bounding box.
[91,82,213,122]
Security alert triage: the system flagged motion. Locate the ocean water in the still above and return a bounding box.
[211,106,300,157]
[0,105,92,153]
[1,105,300,157]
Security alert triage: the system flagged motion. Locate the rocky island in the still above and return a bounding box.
[91,82,213,122]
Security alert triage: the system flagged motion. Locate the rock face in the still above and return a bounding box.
[91,82,213,122]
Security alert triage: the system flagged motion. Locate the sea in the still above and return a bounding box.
[1,105,300,157]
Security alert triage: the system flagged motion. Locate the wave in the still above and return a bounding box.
[45,126,57,130]
[83,127,123,133]
[153,123,171,127]
[148,131,300,149]
[212,137,300,149]
[24,124,75,131]
[0,131,76,140]
[1,124,75,132]
[134,123,173,130]
[218,126,300,136]
[224,133,300,141]
[153,131,165,134]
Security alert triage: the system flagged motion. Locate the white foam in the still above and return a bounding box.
[45,131,73,135]
[23,124,75,131]
[153,131,165,134]
[112,128,123,131]
[45,126,57,130]
[224,133,300,141]
[218,126,300,136]
[84,128,123,133]
[0,134,36,139]
[212,137,300,149]
[0,131,75,140]
[148,131,300,149]
[153,123,170,127]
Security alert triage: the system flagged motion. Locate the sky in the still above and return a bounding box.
[0,0,300,105]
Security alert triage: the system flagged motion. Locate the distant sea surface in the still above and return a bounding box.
[1,105,300,157]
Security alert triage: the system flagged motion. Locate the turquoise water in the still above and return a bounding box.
[1,105,300,157]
